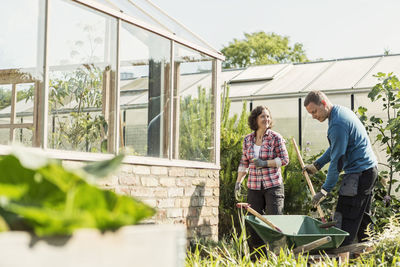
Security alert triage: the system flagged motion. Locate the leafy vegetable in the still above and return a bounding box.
[0,148,155,236]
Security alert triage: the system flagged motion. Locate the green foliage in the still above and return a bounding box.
[179,86,214,162]
[0,147,155,236]
[282,143,314,215]
[358,216,400,265]
[0,86,32,110]
[49,64,107,152]
[219,88,250,239]
[357,72,400,228]
[221,31,308,69]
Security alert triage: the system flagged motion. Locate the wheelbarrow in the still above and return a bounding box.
[245,214,349,252]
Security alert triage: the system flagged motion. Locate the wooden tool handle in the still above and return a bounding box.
[293,236,332,254]
[236,203,282,232]
[291,138,326,223]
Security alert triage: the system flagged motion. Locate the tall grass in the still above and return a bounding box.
[186,213,400,266]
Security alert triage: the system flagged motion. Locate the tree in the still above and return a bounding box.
[221,31,308,69]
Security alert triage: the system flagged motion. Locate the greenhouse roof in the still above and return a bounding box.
[83,0,221,57]
[227,54,400,100]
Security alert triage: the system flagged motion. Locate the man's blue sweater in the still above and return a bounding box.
[315,105,377,192]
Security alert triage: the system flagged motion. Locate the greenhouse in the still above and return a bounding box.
[0,0,224,241]
[115,54,400,165]
[0,0,224,164]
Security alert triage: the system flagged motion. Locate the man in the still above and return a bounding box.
[303,90,377,246]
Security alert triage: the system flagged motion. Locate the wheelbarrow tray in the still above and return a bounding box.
[246,215,349,250]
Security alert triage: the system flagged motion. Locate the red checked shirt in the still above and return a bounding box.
[238,129,289,190]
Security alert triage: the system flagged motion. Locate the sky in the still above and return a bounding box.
[151,0,400,61]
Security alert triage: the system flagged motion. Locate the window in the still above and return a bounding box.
[47,0,117,153]
[119,21,171,158]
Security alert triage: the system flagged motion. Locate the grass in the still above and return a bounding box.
[185,213,400,266]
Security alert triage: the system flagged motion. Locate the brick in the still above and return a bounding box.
[132,165,150,175]
[191,178,206,186]
[185,169,199,177]
[114,187,131,196]
[140,176,159,187]
[118,174,139,186]
[199,169,212,178]
[201,188,213,197]
[199,207,213,216]
[168,188,184,197]
[176,198,191,208]
[169,167,185,177]
[184,187,196,197]
[142,199,157,208]
[156,209,167,220]
[154,188,168,198]
[187,207,200,217]
[157,199,175,208]
[206,196,219,207]
[159,177,176,187]
[131,187,154,198]
[167,208,183,218]
[177,178,192,187]
[206,177,219,187]
[119,164,133,174]
[151,166,168,175]
[213,188,220,197]
[190,197,204,207]
[212,208,219,216]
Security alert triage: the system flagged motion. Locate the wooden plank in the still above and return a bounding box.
[293,236,331,254]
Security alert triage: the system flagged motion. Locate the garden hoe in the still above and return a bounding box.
[291,137,327,223]
[236,202,282,233]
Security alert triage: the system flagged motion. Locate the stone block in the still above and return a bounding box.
[159,177,176,187]
[169,167,185,177]
[185,169,199,177]
[176,178,192,187]
[168,188,184,197]
[118,175,139,186]
[132,165,151,175]
[140,176,159,187]
[167,208,183,218]
[151,166,168,175]
[157,199,175,208]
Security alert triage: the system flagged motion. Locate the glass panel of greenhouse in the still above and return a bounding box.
[0,0,44,146]
[174,44,215,162]
[0,0,224,166]
[47,0,117,153]
[119,20,171,158]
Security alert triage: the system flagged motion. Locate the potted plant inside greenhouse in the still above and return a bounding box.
[0,146,186,267]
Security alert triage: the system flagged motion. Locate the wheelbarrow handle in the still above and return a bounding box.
[293,236,332,254]
[236,203,282,233]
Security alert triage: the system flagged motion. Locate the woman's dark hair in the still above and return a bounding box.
[248,105,273,131]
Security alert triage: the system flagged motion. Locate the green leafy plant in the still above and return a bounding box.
[219,87,250,239]
[179,86,214,162]
[48,64,107,152]
[0,146,155,236]
[357,72,400,228]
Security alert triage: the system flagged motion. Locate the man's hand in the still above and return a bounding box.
[303,162,320,175]
[253,158,268,168]
[312,190,328,207]
[235,182,242,201]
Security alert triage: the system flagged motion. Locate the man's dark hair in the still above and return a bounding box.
[304,90,328,107]
[248,105,273,131]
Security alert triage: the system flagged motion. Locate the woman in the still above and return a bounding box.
[235,105,289,254]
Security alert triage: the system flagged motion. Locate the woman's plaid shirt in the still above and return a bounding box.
[238,129,289,190]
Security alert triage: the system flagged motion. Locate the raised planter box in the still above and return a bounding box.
[0,224,186,267]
